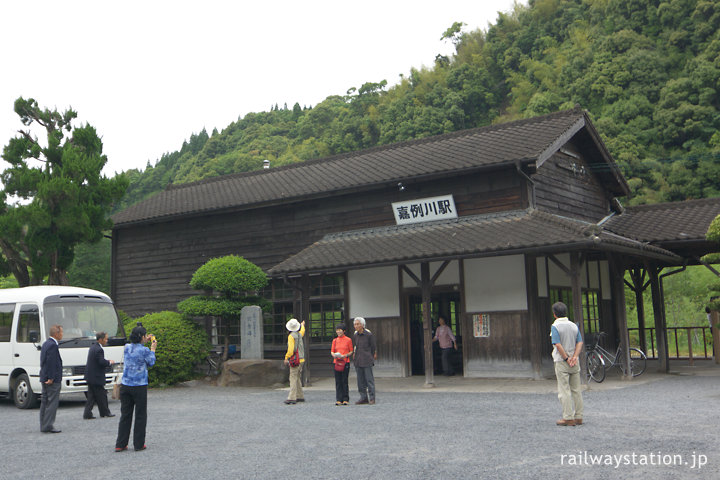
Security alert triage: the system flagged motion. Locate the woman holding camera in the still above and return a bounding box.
[115,323,156,452]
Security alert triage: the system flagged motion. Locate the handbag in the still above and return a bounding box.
[112,347,124,399]
[334,358,346,372]
[288,349,300,367]
[288,333,300,367]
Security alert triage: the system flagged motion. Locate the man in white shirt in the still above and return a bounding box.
[550,302,583,426]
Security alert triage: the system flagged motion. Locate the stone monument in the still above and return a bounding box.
[240,305,263,359]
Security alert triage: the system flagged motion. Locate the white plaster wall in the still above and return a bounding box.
[464,255,527,312]
[600,260,611,299]
[401,261,459,287]
[348,267,400,318]
[536,257,548,297]
[547,253,571,287]
[588,261,599,289]
[547,254,596,289]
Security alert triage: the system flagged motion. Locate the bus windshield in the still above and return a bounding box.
[44,302,125,340]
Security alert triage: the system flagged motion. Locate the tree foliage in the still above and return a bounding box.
[124,311,209,386]
[67,0,720,294]
[188,255,267,295]
[112,0,719,212]
[0,98,128,286]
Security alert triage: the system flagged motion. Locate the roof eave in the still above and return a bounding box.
[268,239,679,277]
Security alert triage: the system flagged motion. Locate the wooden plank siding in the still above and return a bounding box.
[112,168,527,317]
[533,145,611,222]
[462,310,534,377]
[365,316,405,377]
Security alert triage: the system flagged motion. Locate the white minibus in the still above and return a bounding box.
[0,286,125,409]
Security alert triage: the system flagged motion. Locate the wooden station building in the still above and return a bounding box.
[111,107,720,382]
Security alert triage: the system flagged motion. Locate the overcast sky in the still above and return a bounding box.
[0,0,521,177]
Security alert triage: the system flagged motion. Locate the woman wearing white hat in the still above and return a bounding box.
[283,318,306,404]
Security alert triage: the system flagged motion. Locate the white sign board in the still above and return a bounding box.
[392,194,457,225]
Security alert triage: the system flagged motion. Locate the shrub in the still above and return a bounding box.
[189,255,267,295]
[177,295,271,317]
[124,311,209,387]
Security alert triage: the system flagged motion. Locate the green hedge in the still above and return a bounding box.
[124,311,209,387]
[177,295,271,317]
[189,255,267,294]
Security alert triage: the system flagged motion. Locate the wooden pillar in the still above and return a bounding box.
[291,275,312,386]
[569,253,587,382]
[421,262,435,387]
[628,268,648,353]
[648,264,669,373]
[609,255,631,379]
[525,255,543,379]
[301,276,311,386]
[712,310,720,364]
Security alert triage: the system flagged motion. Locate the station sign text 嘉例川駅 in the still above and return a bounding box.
[392,194,457,225]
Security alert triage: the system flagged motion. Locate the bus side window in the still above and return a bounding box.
[0,304,14,342]
[16,305,40,343]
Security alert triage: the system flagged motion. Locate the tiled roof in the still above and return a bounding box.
[267,209,679,275]
[113,107,613,226]
[604,197,720,243]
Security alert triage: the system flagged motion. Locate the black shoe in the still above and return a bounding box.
[101,414,115,418]
[284,400,296,405]
[295,398,305,402]
[84,416,97,420]
[44,429,62,433]
[135,445,147,451]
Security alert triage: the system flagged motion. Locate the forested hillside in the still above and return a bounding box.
[116,0,720,213]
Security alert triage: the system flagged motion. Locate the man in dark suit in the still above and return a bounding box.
[39,324,63,433]
[83,332,115,419]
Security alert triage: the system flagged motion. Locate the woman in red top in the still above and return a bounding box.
[331,324,353,405]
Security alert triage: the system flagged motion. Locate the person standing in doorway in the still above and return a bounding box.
[39,324,64,433]
[283,318,305,405]
[550,302,584,426]
[432,316,457,376]
[83,332,115,419]
[353,317,377,405]
[331,324,353,405]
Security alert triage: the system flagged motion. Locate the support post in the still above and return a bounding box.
[712,311,720,364]
[648,264,669,373]
[421,262,435,387]
[570,253,587,383]
[525,255,543,379]
[609,256,631,379]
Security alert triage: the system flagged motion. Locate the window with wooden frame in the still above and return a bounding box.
[549,287,600,334]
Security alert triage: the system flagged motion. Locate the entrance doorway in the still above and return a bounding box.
[408,292,462,375]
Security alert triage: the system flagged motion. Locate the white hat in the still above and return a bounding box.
[286,318,301,332]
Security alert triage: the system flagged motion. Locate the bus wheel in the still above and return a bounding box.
[13,373,39,409]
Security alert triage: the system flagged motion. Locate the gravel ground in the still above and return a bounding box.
[1,371,718,480]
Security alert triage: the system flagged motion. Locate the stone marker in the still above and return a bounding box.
[241,305,263,359]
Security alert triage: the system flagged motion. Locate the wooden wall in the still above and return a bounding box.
[112,168,526,317]
[533,143,611,222]
[462,310,535,377]
[365,316,405,377]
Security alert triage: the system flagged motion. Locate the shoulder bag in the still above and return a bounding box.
[288,333,300,367]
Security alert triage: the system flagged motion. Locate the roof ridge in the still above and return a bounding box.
[624,196,720,212]
[164,107,586,192]
[322,209,532,240]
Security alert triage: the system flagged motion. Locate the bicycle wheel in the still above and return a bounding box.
[629,348,647,377]
[586,351,606,383]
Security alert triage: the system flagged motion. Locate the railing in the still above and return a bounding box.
[627,327,713,364]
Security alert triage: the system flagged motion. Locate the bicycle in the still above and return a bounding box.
[204,347,224,376]
[586,332,647,382]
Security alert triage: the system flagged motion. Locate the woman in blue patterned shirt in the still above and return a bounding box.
[115,323,156,452]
